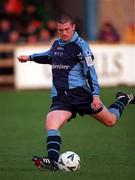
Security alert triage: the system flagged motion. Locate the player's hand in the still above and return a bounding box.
[17,55,29,63]
[91,96,102,111]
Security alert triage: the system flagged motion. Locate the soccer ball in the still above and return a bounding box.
[58,151,80,172]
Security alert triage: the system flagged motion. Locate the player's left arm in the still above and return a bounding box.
[81,43,102,110]
[80,42,100,95]
[85,57,102,110]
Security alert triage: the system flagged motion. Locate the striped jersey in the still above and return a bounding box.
[30,32,100,97]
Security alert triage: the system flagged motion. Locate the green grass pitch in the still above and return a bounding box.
[0,87,135,180]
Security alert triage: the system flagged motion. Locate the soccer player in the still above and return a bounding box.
[17,14,135,171]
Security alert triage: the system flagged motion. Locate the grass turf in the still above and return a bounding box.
[0,87,135,180]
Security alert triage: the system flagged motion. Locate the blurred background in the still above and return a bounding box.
[0,1,135,180]
[0,0,134,90]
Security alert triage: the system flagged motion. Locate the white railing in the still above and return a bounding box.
[14,43,135,89]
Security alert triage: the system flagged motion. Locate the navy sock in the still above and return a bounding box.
[46,129,61,162]
[108,96,128,119]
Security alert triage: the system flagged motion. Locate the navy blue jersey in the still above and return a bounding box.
[30,32,100,97]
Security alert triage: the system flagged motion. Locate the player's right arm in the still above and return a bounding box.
[18,40,58,64]
[17,50,52,64]
[18,55,29,63]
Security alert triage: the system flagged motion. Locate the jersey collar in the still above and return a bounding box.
[59,31,78,45]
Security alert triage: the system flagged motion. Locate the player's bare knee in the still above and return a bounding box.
[45,118,60,130]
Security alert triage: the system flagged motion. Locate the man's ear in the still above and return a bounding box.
[73,24,76,30]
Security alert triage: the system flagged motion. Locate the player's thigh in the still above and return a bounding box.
[91,107,117,126]
[45,110,72,129]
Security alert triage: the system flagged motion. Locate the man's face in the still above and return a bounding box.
[57,22,75,42]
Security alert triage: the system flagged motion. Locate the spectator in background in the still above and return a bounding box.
[8,30,20,44]
[27,34,38,44]
[4,0,23,16]
[27,22,39,36]
[46,19,57,38]
[39,29,51,43]
[124,22,135,43]
[21,3,37,25]
[0,19,12,42]
[97,20,120,43]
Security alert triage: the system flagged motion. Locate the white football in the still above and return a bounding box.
[58,151,80,172]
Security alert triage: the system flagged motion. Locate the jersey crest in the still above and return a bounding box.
[85,56,93,67]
